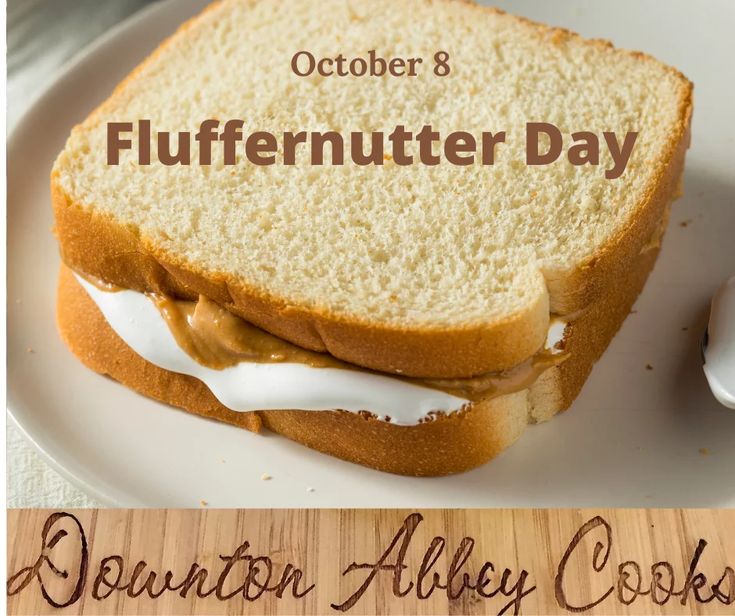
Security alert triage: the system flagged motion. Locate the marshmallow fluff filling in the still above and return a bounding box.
[75,274,567,425]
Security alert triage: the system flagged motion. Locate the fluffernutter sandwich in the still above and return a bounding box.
[52,0,692,475]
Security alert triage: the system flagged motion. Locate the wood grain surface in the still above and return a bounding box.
[7,509,734,615]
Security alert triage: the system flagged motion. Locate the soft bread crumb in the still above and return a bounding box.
[261,473,272,481]
[52,0,691,330]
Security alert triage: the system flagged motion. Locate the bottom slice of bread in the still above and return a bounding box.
[56,225,661,476]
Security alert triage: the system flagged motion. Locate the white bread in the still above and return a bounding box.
[56,199,664,476]
[51,0,692,379]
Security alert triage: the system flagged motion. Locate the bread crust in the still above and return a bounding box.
[51,0,692,379]
[56,210,662,476]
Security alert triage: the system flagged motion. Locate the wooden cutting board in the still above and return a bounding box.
[7,508,734,615]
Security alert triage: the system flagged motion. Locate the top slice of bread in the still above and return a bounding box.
[51,0,692,378]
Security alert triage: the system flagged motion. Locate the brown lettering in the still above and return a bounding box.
[555,516,614,612]
[445,131,476,165]
[246,131,277,165]
[527,122,563,165]
[604,131,638,179]
[106,122,132,165]
[311,131,344,165]
[388,125,413,165]
[157,131,190,165]
[568,131,600,166]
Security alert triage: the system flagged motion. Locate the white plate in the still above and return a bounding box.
[7,0,735,508]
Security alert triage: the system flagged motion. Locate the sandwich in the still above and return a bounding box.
[51,0,692,476]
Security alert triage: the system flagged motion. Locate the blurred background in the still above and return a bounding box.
[8,0,155,127]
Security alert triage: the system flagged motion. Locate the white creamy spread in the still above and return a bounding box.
[546,319,567,351]
[76,275,469,424]
[76,274,568,425]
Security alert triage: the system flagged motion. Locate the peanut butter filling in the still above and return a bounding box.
[80,270,568,403]
[81,273,124,293]
[151,293,344,371]
[421,351,567,400]
[148,292,569,402]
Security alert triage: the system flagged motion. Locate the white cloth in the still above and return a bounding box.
[7,0,155,508]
